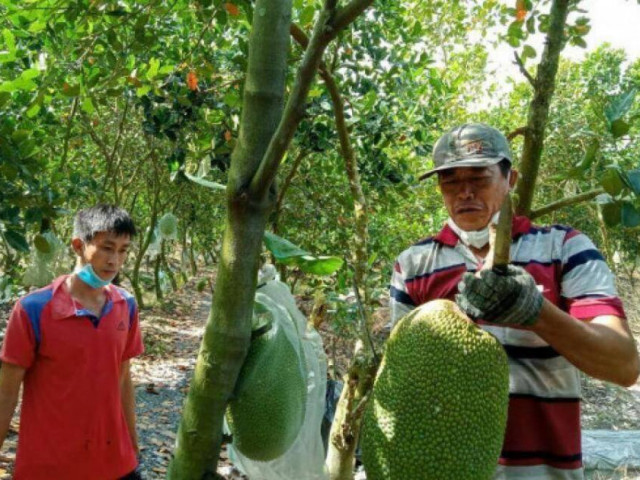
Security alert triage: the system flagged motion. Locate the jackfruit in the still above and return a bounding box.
[158,213,178,240]
[226,301,307,461]
[361,299,509,480]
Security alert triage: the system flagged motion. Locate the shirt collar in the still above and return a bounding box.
[434,215,532,247]
[49,274,122,320]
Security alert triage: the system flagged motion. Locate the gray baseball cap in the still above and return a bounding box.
[419,123,513,180]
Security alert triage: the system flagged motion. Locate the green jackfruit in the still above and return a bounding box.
[158,213,178,239]
[226,308,307,461]
[361,299,509,480]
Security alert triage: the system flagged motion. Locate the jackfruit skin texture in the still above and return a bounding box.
[226,322,307,461]
[361,299,509,480]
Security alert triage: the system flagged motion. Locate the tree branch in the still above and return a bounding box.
[507,126,528,141]
[275,149,309,213]
[513,51,536,87]
[530,188,604,220]
[249,0,374,199]
[514,0,570,216]
[59,97,79,171]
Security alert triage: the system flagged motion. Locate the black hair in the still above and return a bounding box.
[73,204,136,242]
[498,158,512,178]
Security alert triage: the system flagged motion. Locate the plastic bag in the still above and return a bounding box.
[583,429,640,472]
[228,273,329,480]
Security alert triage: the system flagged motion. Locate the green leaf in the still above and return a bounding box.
[605,88,637,124]
[263,231,309,261]
[26,102,40,118]
[183,171,226,191]
[34,233,51,253]
[21,69,40,81]
[525,15,535,33]
[600,200,621,227]
[601,167,626,196]
[299,5,315,24]
[28,19,47,33]
[223,90,241,108]
[621,202,640,228]
[2,28,14,47]
[521,45,536,59]
[297,255,344,275]
[81,97,95,114]
[136,85,151,97]
[626,170,640,196]
[146,58,160,80]
[571,36,587,48]
[3,230,30,252]
[263,232,342,276]
[609,119,630,138]
[567,140,598,179]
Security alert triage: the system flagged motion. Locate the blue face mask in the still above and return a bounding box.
[76,264,112,289]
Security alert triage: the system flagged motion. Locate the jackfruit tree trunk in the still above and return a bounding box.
[514,0,570,216]
[154,253,163,301]
[323,61,375,480]
[168,1,375,477]
[326,341,378,480]
[167,0,291,476]
[131,167,161,307]
[161,239,178,291]
[290,23,377,480]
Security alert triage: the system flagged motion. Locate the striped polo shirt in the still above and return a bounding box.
[389,216,625,480]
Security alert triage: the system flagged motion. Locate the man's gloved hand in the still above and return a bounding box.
[455,264,543,327]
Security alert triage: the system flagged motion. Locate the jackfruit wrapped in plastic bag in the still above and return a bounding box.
[226,268,328,480]
[23,232,67,287]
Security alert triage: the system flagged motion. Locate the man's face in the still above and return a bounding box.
[73,231,131,281]
[437,165,516,232]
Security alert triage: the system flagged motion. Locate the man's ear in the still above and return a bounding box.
[71,238,84,256]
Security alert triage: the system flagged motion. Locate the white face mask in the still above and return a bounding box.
[447,212,500,249]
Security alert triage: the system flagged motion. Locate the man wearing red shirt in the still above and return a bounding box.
[0,204,144,479]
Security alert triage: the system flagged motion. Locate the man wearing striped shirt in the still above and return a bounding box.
[389,123,639,480]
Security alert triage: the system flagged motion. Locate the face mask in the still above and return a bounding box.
[447,212,501,249]
[75,264,112,289]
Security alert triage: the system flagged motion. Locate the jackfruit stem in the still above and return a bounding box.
[486,193,512,271]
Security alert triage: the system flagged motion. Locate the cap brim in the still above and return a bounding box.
[418,157,506,181]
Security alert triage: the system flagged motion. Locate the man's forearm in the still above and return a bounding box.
[121,368,139,454]
[0,363,24,451]
[0,391,19,450]
[531,300,640,387]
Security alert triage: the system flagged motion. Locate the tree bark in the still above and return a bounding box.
[130,158,161,308]
[167,0,291,475]
[530,188,603,220]
[291,23,377,478]
[169,0,374,476]
[514,0,570,216]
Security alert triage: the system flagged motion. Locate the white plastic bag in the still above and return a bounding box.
[228,275,329,480]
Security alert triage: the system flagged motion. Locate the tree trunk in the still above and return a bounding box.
[168,0,374,476]
[131,159,161,308]
[154,253,163,301]
[167,0,291,475]
[326,341,378,480]
[514,0,570,216]
[321,61,376,480]
[161,239,178,291]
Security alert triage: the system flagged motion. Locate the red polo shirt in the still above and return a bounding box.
[1,275,144,480]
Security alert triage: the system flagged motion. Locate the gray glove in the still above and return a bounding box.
[455,265,543,327]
